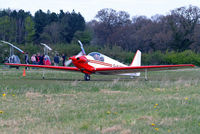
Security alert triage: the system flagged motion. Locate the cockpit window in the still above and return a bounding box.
[88,52,104,61]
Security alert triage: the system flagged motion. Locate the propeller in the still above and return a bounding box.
[64,51,83,66]
[40,43,52,51]
[65,40,86,66]
[1,40,24,54]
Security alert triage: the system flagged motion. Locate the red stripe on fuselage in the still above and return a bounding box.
[88,60,113,67]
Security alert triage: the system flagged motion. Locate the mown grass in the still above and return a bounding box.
[0,66,200,133]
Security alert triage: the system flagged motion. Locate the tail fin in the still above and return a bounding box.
[130,50,141,67]
[129,50,141,77]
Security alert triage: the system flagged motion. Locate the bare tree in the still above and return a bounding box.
[167,5,200,51]
[94,8,131,45]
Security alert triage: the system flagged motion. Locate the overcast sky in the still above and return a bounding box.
[0,0,199,21]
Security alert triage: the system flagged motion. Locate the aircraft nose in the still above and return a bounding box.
[69,56,76,61]
[69,56,87,63]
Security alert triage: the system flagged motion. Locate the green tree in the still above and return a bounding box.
[60,11,85,43]
[25,16,35,43]
[73,30,92,44]
[40,22,62,44]
[0,16,16,42]
[34,10,49,42]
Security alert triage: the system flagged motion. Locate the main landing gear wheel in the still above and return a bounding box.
[84,74,90,81]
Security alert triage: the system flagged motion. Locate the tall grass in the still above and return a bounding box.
[0,68,200,133]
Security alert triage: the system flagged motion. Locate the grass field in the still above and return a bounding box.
[0,66,200,134]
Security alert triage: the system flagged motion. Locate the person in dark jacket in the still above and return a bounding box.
[25,52,29,64]
[25,52,29,70]
[35,53,40,65]
[62,53,66,66]
[54,54,59,66]
[39,54,44,65]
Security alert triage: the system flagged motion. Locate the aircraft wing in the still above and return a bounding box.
[5,63,80,71]
[94,64,195,75]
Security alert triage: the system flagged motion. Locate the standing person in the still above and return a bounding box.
[25,52,29,70]
[54,54,59,66]
[31,54,36,64]
[39,54,44,65]
[43,55,51,65]
[62,53,66,66]
[35,53,40,65]
[25,52,29,64]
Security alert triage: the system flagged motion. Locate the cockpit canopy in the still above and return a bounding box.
[88,52,104,62]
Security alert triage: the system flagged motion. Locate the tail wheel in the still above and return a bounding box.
[84,74,90,81]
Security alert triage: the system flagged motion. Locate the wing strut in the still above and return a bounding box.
[42,71,45,79]
[145,69,148,81]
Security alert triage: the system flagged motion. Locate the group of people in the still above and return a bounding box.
[53,54,66,66]
[25,53,66,66]
[29,53,47,65]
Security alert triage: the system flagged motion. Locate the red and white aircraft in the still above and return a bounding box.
[5,41,194,81]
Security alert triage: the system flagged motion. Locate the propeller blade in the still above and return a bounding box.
[78,40,86,55]
[75,51,83,58]
[64,59,72,66]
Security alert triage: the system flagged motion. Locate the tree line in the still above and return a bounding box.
[90,6,200,52]
[0,5,200,55]
[0,9,85,44]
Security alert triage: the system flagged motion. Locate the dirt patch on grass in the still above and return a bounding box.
[112,78,120,85]
[153,88,166,92]
[0,120,21,127]
[159,116,192,126]
[71,80,80,86]
[100,89,128,94]
[120,129,131,134]
[137,116,155,124]
[102,125,122,134]
[26,92,77,99]
[163,95,184,100]
[45,94,77,98]
[26,92,43,98]
[0,116,39,127]
[57,94,76,97]
[138,116,154,121]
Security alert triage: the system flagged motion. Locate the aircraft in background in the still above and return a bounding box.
[1,41,24,64]
[5,41,195,81]
[40,43,52,65]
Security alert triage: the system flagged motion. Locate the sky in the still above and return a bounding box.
[0,0,199,21]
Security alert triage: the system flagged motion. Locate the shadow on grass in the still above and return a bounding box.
[26,77,140,82]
